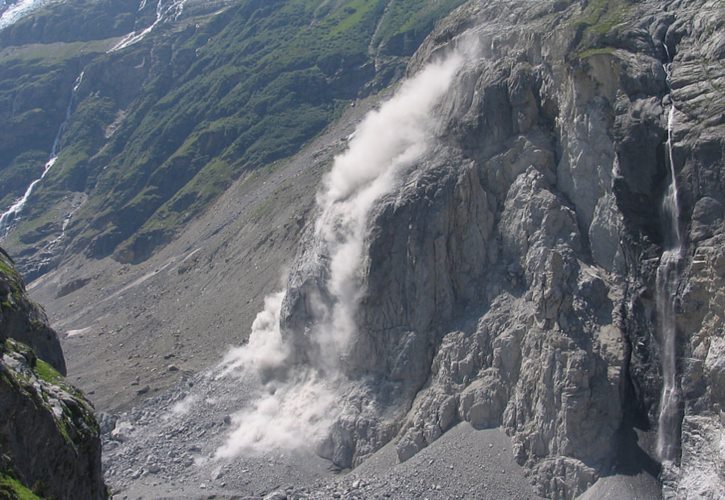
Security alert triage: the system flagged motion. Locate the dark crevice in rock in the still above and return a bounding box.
[618,278,660,476]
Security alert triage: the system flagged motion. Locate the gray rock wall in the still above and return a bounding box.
[276,0,724,497]
[0,248,106,499]
[0,248,66,374]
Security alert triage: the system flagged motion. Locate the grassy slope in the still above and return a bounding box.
[0,473,41,500]
[0,0,466,267]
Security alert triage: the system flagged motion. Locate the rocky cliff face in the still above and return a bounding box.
[0,248,105,499]
[254,0,724,497]
[3,0,722,498]
[0,247,65,374]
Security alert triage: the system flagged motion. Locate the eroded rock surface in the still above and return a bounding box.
[0,248,105,499]
[276,0,724,497]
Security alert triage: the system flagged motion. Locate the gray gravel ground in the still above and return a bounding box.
[578,473,662,500]
[104,363,542,500]
[335,424,543,500]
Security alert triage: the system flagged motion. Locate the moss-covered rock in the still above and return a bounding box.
[0,249,65,374]
[0,247,106,499]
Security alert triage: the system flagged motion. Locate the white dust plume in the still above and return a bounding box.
[215,49,465,459]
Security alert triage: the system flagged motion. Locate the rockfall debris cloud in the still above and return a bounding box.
[215,47,466,458]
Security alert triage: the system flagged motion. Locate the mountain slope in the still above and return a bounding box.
[105,0,720,497]
[5,0,724,498]
[0,0,465,278]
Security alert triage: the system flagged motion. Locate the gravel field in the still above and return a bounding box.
[105,364,542,500]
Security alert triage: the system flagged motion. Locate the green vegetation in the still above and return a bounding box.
[575,0,628,33]
[13,208,64,246]
[0,0,138,47]
[572,0,632,57]
[1,339,89,447]
[0,473,41,500]
[33,359,62,385]
[0,258,18,282]
[1,0,465,263]
[0,254,24,309]
[0,46,90,208]
[0,39,113,65]
[30,348,85,400]
[372,0,467,55]
[0,151,46,211]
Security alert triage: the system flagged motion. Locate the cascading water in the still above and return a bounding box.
[109,0,187,52]
[0,71,84,237]
[655,49,683,464]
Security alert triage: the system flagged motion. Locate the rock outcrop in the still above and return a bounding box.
[275,0,724,497]
[0,248,66,374]
[0,248,106,499]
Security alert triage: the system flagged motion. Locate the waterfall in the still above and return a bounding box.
[655,50,683,463]
[109,0,186,52]
[0,71,84,237]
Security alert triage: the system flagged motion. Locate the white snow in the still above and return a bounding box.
[0,0,60,30]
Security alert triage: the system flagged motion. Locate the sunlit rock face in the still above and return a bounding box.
[220,0,723,497]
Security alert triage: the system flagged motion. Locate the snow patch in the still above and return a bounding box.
[0,0,60,30]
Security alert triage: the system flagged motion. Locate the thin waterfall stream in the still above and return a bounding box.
[0,71,84,237]
[110,0,187,52]
[655,49,683,464]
